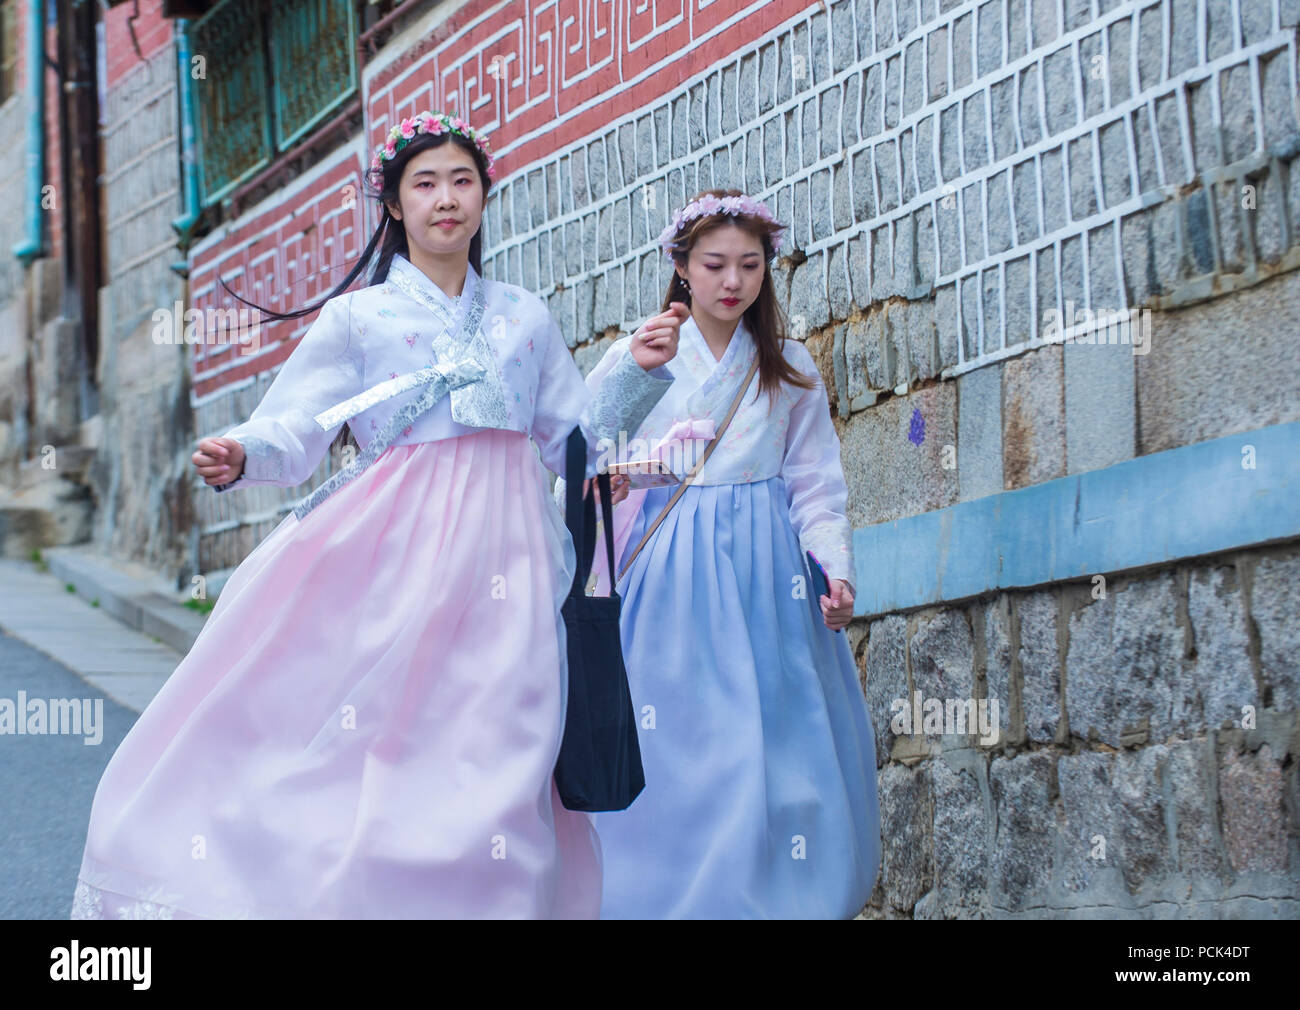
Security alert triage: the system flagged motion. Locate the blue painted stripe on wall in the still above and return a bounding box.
[852,421,1300,617]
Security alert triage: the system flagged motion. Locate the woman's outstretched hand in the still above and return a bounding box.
[629,301,687,372]
[820,579,854,631]
[193,436,246,486]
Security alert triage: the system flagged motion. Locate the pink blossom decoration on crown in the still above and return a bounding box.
[657,193,786,261]
[368,111,497,187]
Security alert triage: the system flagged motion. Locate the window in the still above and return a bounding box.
[187,0,373,207]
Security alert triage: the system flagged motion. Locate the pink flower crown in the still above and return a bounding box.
[657,194,786,260]
[368,111,497,187]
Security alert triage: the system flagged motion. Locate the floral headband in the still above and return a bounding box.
[657,193,786,260]
[368,111,497,186]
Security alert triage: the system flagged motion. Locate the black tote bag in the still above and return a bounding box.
[554,426,646,812]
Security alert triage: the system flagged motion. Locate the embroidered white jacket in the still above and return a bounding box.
[211,254,674,493]
[559,314,857,593]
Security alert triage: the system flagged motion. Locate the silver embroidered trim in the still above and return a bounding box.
[240,433,287,483]
[436,313,513,428]
[292,358,484,520]
[388,257,456,330]
[584,350,675,450]
[387,257,512,429]
[311,361,482,431]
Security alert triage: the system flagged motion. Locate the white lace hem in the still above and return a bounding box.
[70,877,197,920]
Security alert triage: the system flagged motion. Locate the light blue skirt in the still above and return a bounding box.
[593,476,881,918]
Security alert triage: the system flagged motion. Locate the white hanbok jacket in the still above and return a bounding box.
[210,253,674,503]
[559,314,857,594]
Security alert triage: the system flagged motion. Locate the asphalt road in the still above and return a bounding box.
[0,629,137,919]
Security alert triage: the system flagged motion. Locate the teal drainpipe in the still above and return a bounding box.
[171,17,201,276]
[12,0,46,264]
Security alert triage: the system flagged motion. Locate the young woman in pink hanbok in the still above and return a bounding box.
[560,189,881,918]
[69,112,680,919]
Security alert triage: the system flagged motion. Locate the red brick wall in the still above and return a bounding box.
[190,158,366,399]
[102,0,173,88]
[366,0,814,173]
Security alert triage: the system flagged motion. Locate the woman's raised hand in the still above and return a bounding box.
[192,436,246,487]
[629,301,688,372]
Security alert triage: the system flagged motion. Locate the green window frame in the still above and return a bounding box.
[188,0,359,207]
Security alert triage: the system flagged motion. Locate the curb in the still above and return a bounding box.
[0,558,184,714]
[40,546,207,655]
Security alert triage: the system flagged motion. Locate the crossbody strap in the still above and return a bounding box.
[616,354,760,580]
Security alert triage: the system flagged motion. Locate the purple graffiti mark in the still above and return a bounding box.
[908,407,925,445]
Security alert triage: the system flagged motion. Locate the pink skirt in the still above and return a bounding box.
[70,428,599,919]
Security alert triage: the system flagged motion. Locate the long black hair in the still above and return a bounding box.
[216,126,495,452]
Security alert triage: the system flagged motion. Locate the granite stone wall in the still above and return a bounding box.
[854,543,1299,917]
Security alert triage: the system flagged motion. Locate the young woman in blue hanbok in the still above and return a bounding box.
[563,189,882,918]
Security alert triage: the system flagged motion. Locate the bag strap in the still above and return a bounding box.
[617,353,760,580]
[564,426,618,600]
[596,471,616,592]
[564,428,592,599]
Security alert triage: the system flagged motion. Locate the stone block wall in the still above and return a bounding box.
[858,544,1299,917]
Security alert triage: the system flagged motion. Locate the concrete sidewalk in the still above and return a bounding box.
[0,551,203,714]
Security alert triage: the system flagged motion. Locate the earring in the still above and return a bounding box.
[681,277,691,292]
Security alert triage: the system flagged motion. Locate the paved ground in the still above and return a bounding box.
[0,558,182,919]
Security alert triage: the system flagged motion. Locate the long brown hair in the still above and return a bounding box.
[660,188,815,409]
[215,125,495,453]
